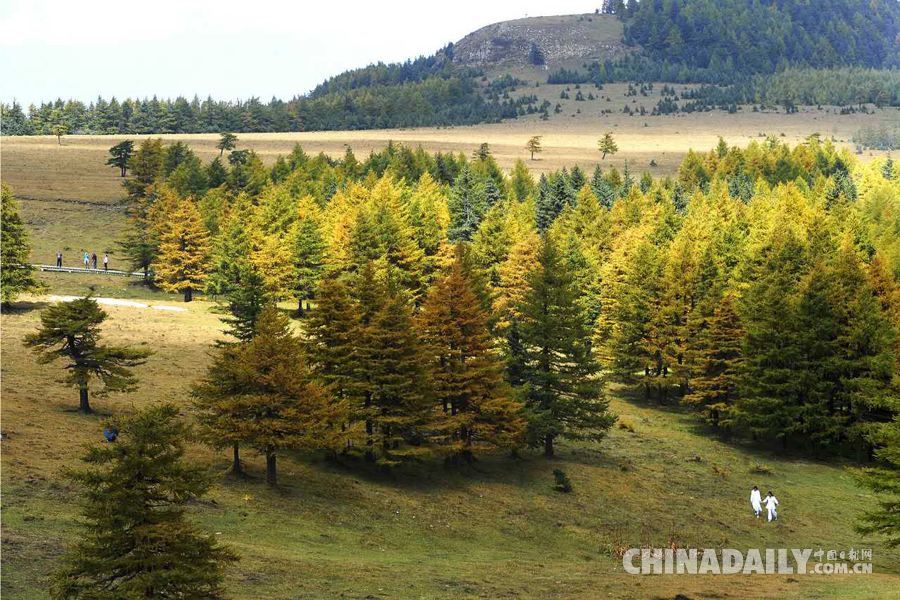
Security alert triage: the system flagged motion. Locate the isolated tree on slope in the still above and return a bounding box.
[1,184,44,307]
[599,132,618,160]
[23,297,152,413]
[106,140,134,177]
[526,135,543,160]
[515,236,616,457]
[217,132,238,156]
[51,404,238,599]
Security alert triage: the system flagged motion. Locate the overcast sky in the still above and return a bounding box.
[1,0,592,107]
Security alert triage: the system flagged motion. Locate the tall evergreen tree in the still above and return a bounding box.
[290,204,326,315]
[123,138,164,201]
[352,268,433,466]
[683,292,744,429]
[856,416,900,548]
[1,184,44,307]
[154,196,211,302]
[303,275,362,420]
[735,227,807,449]
[420,249,525,461]
[23,297,152,413]
[516,237,617,457]
[193,306,349,485]
[50,404,238,599]
[447,165,486,242]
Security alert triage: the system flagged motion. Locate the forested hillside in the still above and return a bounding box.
[0,50,531,136]
[618,0,900,73]
[3,2,900,135]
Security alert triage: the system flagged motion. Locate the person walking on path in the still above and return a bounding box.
[764,491,779,522]
[103,254,109,271]
[92,252,98,269]
[83,251,90,268]
[750,485,762,518]
[56,250,63,268]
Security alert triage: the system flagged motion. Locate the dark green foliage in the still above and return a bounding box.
[50,404,238,599]
[219,266,268,344]
[529,43,546,66]
[1,184,44,306]
[553,469,573,493]
[447,166,487,242]
[216,132,238,156]
[291,216,326,315]
[123,138,164,201]
[622,0,900,74]
[105,140,134,177]
[515,237,617,457]
[734,228,808,448]
[23,297,153,413]
[856,417,900,548]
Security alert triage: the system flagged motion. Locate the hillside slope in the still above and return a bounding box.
[452,13,632,69]
[3,297,900,598]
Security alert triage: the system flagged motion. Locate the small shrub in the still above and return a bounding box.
[619,460,632,472]
[618,420,635,432]
[712,464,730,477]
[553,469,573,493]
[749,461,774,475]
[649,159,658,167]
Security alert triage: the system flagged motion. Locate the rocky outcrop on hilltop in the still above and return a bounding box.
[452,14,632,68]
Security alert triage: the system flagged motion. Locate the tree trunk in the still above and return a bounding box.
[231,444,243,474]
[297,299,304,317]
[544,435,554,458]
[365,393,375,463]
[265,448,277,486]
[184,287,193,303]
[79,385,92,414]
[220,148,224,157]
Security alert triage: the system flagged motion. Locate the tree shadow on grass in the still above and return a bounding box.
[1,299,52,314]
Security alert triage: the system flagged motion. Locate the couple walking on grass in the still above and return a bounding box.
[750,485,779,522]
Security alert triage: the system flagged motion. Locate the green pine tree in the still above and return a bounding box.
[50,404,238,599]
[1,184,44,307]
[23,297,153,413]
[290,213,326,315]
[683,292,744,429]
[856,416,900,548]
[516,236,617,457]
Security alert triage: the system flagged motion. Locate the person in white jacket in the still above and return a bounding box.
[750,486,762,518]
[764,491,779,522]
